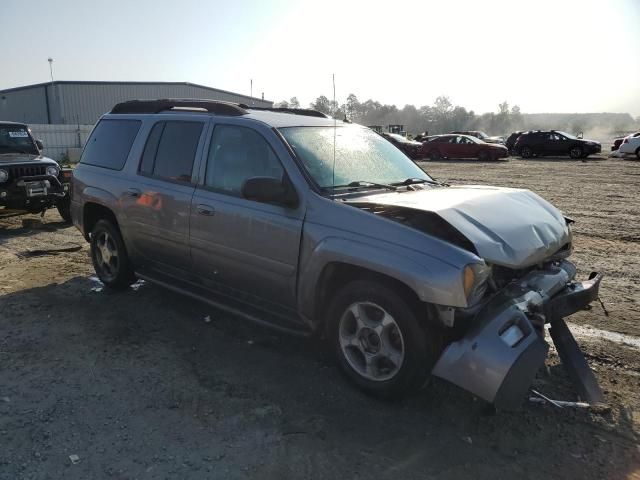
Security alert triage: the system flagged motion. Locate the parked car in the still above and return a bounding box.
[505,131,525,154]
[72,99,603,409]
[380,132,424,159]
[451,130,504,144]
[0,121,72,221]
[514,130,601,159]
[617,132,640,158]
[612,132,640,152]
[422,134,508,161]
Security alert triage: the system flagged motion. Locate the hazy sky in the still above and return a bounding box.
[1,0,639,115]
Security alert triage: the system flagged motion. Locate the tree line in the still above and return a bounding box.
[273,94,638,138]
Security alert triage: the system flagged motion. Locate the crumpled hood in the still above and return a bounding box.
[354,185,571,268]
[0,153,56,164]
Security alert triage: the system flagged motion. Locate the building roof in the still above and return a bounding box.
[0,80,270,104]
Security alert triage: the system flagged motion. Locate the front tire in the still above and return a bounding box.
[56,197,72,223]
[520,146,533,159]
[429,150,442,161]
[569,146,583,159]
[478,150,491,161]
[90,219,135,290]
[326,280,440,399]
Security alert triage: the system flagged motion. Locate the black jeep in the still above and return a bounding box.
[0,121,72,222]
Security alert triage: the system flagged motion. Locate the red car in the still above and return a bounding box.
[423,134,508,161]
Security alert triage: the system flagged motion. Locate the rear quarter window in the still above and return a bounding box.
[80,119,141,170]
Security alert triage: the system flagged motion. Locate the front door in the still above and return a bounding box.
[121,120,207,276]
[189,123,304,308]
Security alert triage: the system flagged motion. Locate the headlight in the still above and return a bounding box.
[463,263,492,306]
[46,165,59,177]
[0,169,8,183]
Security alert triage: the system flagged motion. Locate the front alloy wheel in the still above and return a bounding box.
[327,280,441,399]
[520,146,533,159]
[339,302,405,382]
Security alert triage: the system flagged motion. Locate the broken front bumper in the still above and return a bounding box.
[432,260,602,410]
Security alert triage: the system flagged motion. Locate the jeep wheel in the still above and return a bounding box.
[569,146,583,159]
[327,280,440,399]
[429,150,441,161]
[56,198,72,223]
[90,219,135,290]
[520,146,533,159]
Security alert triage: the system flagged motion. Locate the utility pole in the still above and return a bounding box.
[48,58,54,82]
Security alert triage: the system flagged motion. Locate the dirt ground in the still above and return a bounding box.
[1,157,639,480]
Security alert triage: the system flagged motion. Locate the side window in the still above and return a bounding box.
[138,121,203,183]
[80,119,141,170]
[205,125,284,197]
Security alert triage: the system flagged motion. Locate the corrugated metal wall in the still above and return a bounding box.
[0,86,50,124]
[0,82,273,125]
[29,124,94,162]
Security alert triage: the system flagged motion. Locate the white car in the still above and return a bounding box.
[618,133,640,158]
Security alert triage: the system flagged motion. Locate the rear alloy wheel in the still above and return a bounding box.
[520,146,533,159]
[90,219,135,290]
[569,146,583,159]
[429,150,441,161]
[327,280,440,399]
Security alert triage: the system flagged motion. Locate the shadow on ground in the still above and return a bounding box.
[1,277,638,479]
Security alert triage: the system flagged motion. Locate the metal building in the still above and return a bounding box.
[0,81,273,125]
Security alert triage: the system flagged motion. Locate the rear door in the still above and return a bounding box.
[189,123,304,308]
[121,119,207,276]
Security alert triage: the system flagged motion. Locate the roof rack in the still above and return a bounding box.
[111,99,248,116]
[242,106,329,118]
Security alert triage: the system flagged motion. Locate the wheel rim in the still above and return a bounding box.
[94,231,119,280]
[522,148,530,158]
[338,302,405,382]
[430,151,440,160]
[571,147,581,158]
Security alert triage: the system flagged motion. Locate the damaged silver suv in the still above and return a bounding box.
[71,99,604,409]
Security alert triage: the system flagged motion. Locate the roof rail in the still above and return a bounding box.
[242,106,329,118]
[110,99,248,116]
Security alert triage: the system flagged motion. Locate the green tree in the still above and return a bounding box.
[289,97,300,108]
[310,95,332,115]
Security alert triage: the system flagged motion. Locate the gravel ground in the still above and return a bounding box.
[0,156,639,479]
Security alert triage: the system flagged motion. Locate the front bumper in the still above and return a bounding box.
[432,260,602,410]
[0,174,69,211]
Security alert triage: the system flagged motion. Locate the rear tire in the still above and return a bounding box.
[90,219,135,290]
[569,146,583,159]
[326,280,441,399]
[520,146,532,159]
[478,150,491,161]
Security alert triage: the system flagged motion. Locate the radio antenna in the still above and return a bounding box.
[332,73,336,192]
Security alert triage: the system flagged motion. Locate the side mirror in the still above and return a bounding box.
[241,176,298,207]
[35,139,44,150]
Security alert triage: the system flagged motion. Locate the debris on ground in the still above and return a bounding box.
[68,454,81,465]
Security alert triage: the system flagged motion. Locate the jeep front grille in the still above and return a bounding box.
[7,164,47,181]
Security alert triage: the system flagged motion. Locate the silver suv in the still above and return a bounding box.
[72,99,604,409]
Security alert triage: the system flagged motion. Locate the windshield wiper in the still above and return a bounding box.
[329,181,398,192]
[394,177,446,187]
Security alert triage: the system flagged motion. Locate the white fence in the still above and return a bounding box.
[29,124,94,163]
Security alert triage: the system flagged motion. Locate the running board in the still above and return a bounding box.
[136,273,312,337]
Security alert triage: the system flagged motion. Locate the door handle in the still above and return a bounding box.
[196,204,215,216]
[125,188,141,198]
